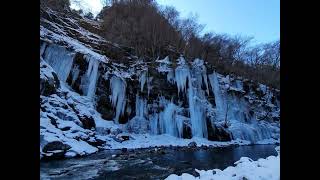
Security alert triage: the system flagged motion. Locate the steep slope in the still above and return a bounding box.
[40,6,280,159]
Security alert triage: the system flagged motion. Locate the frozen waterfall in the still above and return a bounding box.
[42,44,75,82]
[208,72,274,143]
[158,102,184,138]
[80,55,100,98]
[110,76,127,124]
[208,72,226,122]
[174,58,208,138]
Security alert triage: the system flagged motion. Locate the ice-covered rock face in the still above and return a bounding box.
[40,5,280,158]
[40,38,280,144]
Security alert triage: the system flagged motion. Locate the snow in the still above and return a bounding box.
[156,56,171,64]
[40,26,109,63]
[65,139,98,157]
[165,146,280,180]
[156,56,172,72]
[40,59,55,81]
[256,138,280,145]
[105,133,250,150]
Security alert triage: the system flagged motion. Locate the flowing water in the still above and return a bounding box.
[40,145,277,180]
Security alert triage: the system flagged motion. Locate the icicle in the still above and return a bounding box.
[147,76,153,97]
[139,71,147,92]
[71,65,80,86]
[171,58,208,138]
[158,102,185,137]
[80,55,100,98]
[149,113,159,135]
[135,94,147,118]
[42,44,75,82]
[110,76,126,124]
[208,72,226,122]
[167,70,175,84]
[175,65,190,95]
[202,66,210,96]
[40,42,47,57]
[187,82,208,138]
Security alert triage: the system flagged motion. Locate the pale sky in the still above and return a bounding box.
[70,0,280,44]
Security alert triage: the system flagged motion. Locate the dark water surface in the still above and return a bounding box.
[40,145,277,180]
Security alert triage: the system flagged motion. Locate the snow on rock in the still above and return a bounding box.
[105,134,250,150]
[156,56,172,72]
[165,146,280,180]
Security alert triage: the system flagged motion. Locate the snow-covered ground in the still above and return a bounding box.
[165,146,280,180]
[99,133,251,150]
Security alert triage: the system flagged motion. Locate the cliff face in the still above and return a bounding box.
[40,7,280,159]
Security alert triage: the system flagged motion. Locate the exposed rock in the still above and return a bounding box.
[183,123,192,139]
[42,141,71,159]
[188,142,197,148]
[207,119,232,141]
[40,60,60,96]
[43,141,71,153]
[113,134,131,143]
[87,138,106,147]
[121,148,128,153]
[78,115,96,130]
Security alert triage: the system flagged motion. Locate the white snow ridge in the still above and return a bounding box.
[165,146,280,180]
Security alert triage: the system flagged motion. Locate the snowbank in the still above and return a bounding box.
[102,134,250,150]
[165,146,280,180]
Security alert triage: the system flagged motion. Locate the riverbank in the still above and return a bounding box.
[41,145,278,179]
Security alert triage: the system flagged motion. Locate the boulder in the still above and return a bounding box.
[78,115,96,129]
[42,141,71,159]
[207,119,232,141]
[188,142,197,148]
[42,141,71,152]
[40,62,60,96]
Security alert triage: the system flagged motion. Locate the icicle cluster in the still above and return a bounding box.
[110,76,126,124]
[172,57,209,138]
[80,55,100,98]
[139,71,147,92]
[42,44,75,82]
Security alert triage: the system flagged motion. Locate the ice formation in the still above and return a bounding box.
[80,55,100,98]
[110,76,127,123]
[42,43,75,82]
[208,72,274,143]
[173,57,208,138]
[135,94,147,118]
[139,71,147,92]
[208,72,226,122]
[159,102,178,137]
